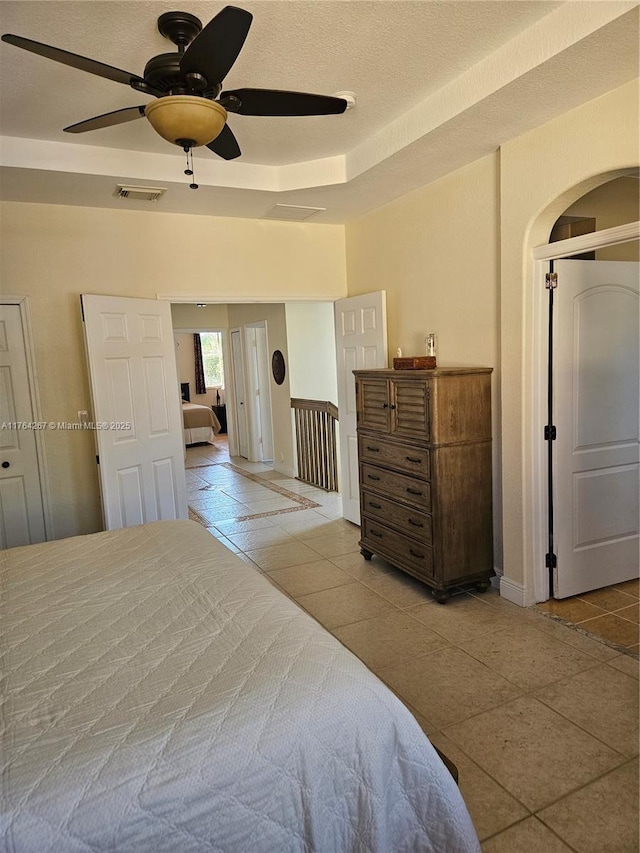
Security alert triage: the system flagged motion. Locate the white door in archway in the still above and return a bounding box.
[553,259,639,598]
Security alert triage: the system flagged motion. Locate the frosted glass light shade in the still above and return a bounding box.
[145,96,227,147]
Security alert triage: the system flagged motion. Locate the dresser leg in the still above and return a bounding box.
[432,588,450,604]
[360,547,373,561]
[474,579,491,593]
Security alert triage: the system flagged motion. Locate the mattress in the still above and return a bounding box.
[1,520,480,853]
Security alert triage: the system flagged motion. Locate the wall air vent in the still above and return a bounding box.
[262,204,326,222]
[115,184,167,202]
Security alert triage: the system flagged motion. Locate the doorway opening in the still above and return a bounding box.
[530,179,639,611]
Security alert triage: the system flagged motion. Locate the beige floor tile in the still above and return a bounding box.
[265,560,353,597]
[607,653,640,679]
[332,611,449,671]
[407,593,523,643]
[244,541,324,571]
[282,517,357,539]
[481,817,575,852]
[459,623,600,692]
[360,567,435,608]
[445,696,624,812]
[579,586,639,612]
[329,552,395,581]
[579,613,639,648]
[223,527,296,551]
[243,496,300,513]
[295,582,399,630]
[536,597,607,622]
[614,578,640,599]
[427,731,530,842]
[534,663,639,757]
[529,612,621,661]
[538,759,639,853]
[302,531,362,559]
[377,646,522,728]
[617,603,640,624]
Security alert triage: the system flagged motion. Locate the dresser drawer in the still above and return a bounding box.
[362,518,434,578]
[360,463,431,511]
[361,490,432,545]
[358,435,430,478]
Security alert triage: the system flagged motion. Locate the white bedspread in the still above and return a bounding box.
[1,520,480,853]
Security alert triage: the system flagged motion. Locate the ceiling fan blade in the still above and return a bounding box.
[220,88,348,116]
[180,6,252,87]
[1,33,147,89]
[64,106,147,134]
[206,123,241,160]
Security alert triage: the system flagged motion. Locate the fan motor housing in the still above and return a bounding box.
[143,53,184,92]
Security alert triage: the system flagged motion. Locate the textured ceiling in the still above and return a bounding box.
[0,1,638,223]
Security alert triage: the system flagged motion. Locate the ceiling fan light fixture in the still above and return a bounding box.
[145,96,227,147]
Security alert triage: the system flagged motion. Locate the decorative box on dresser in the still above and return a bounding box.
[354,367,494,603]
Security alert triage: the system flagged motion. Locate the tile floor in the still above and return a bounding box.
[186,438,639,852]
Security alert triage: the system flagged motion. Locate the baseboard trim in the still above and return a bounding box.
[499,575,527,607]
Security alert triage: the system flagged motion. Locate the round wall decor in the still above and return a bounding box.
[271,349,286,385]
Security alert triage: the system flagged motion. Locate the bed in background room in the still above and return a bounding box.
[182,400,221,445]
[1,520,480,853]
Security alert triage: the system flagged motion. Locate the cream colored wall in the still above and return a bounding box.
[0,203,346,538]
[500,78,639,602]
[562,176,640,261]
[226,302,294,474]
[345,153,503,567]
[285,303,338,403]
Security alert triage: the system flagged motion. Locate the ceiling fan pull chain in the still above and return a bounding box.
[184,146,198,190]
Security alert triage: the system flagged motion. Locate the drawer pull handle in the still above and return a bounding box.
[371,530,383,538]
[367,474,381,481]
[406,456,422,463]
[390,404,396,410]
[409,549,424,559]
[382,403,388,409]
[366,446,380,452]
[408,519,424,528]
[369,502,382,509]
[406,487,423,496]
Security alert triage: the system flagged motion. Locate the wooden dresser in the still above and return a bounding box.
[354,367,494,603]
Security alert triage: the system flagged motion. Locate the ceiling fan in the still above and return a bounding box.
[1,5,349,162]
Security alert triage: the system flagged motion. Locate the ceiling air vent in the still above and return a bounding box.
[115,184,167,202]
[262,204,326,222]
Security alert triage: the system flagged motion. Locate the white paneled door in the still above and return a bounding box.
[335,292,388,524]
[82,295,187,530]
[553,260,639,598]
[0,303,47,547]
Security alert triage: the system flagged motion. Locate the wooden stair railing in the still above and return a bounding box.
[290,398,339,492]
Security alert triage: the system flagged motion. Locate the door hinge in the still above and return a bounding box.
[545,552,557,569]
[545,272,558,289]
[544,425,557,441]
[96,455,100,464]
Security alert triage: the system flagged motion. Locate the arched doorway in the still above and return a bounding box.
[527,172,639,604]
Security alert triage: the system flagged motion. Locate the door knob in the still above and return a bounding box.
[1,461,9,469]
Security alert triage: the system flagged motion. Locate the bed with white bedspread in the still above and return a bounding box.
[1,520,480,853]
